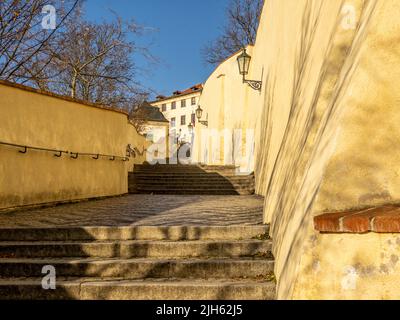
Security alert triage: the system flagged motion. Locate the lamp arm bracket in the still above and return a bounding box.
[243,66,263,91]
[244,79,262,91]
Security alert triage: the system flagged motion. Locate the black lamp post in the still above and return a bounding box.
[195,106,208,126]
[237,48,262,91]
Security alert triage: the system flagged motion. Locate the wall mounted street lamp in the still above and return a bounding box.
[195,106,208,126]
[188,122,194,134]
[237,48,262,91]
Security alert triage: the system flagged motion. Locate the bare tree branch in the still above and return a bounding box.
[0,0,80,81]
[41,12,152,111]
[0,1,154,113]
[202,0,264,65]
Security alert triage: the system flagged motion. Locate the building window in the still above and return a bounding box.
[161,104,167,112]
[191,97,196,105]
[191,113,196,125]
[181,115,186,125]
[181,99,186,108]
[171,117,176,127]
[171,101,176,110]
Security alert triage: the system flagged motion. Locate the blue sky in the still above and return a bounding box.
[84,0,230,98]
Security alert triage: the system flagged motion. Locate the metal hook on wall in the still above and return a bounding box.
[92,154,99,160]
[54,151,63,158]
[70,152,79,159]
[19,146,27,154]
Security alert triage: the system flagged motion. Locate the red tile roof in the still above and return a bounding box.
[180,84,203,95]
[152,84,203,103]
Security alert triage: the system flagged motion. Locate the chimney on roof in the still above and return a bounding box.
[173,91,182,95]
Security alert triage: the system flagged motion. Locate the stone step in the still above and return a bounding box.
[131,178,252,183]
[0,240,272,259]
[131,172,250,176]
[130,190,254,196]
[130,178,254,185]
[130,176,253,180]
[135,164,238,169]
[129,187,255,196]
[0,225,269,242]
[129,186,254,192]
[131,189,254,195]
[129,175,254,182]
[131,185,252,191]
[129,187,254,193]
[0,257,274,279]
[134,165,239,171]
[133,171,240,175]
[0,278,275,300]
[129,180,254,186]
[198,165,239,170]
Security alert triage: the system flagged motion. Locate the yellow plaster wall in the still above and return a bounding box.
[252,0,400,299]
[192,46,259,172]
[293,230,400,300]
[0,82,148,210]
[195,0,400,299]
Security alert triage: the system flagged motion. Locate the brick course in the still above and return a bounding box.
[314,205,400,233]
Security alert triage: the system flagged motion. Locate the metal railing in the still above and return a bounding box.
[0,140,129,161]
[69,152,128,161]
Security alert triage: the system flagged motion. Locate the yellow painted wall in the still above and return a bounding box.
[195,0,400,299]
[0,81,148,210]
[293,230,400,300]
[192,46,262,173]
[253,0,400,299]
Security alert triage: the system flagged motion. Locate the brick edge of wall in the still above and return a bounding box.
[314,205,400,233]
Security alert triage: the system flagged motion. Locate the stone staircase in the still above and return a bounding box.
[129,164,255,195]
[0,225,275,300]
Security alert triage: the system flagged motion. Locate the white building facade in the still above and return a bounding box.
[150,84,203,145]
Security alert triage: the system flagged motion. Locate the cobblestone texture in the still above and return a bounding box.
[0,195,264,227]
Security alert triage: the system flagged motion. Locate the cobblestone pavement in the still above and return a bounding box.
[0,195,265,227]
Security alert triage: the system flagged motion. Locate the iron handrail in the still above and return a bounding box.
[0,140,129,161]
[70,152,129,161]
[0,140,69,157]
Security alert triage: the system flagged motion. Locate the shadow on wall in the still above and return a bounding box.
[254,0,379,299]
